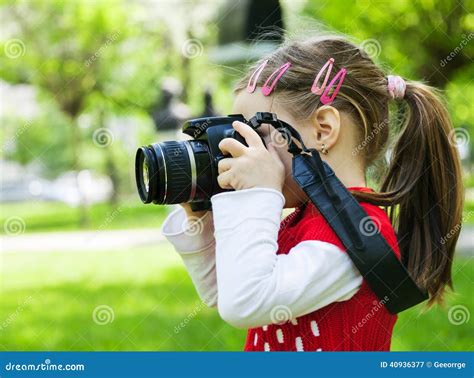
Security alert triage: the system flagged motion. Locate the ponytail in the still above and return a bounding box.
[357,81,464,305]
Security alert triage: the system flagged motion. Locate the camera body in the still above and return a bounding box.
[135,114,252,210]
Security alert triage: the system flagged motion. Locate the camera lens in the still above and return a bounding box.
[135,140,214,205]
[135,146,157,203]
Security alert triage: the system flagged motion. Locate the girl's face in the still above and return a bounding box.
[231,90,312,208]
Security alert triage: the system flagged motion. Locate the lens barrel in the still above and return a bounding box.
[135,140,213,205]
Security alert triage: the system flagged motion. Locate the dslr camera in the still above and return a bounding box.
[135,113,276,211]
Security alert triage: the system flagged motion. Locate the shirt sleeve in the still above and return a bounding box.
[211,188,363,329]
[161,207,217,307]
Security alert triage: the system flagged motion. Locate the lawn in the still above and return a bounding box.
[0,200,169,234]
[0,244,246,351]
[1,242,472,351]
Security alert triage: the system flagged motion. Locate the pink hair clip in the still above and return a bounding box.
[311,58,334,95]
[261,62,291,96]
[247,59,269,93]
[320,68,347,105]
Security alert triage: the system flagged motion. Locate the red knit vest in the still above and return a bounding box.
[244,187,399,351]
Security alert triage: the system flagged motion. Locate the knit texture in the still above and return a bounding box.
[244,188,399,351]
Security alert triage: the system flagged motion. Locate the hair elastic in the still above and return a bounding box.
[247,59,269,93]
[311,58,334,95]
[387,75,406,100]
[320,68,347,105]
[261,62,291,96]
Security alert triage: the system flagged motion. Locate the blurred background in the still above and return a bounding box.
[0,0,473,351]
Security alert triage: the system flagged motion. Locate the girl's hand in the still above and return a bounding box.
[180,203,207,219]
[217,121,285,192]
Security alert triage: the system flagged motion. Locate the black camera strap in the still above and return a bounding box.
[249,112,428,313]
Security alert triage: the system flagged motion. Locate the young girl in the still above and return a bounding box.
[161,35,463,351]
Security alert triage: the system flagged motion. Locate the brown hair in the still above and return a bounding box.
[235,35,464,305]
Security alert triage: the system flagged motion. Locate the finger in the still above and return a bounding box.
[232,121,263,148]
[264,142,278,165]
[267,141,279,157]
[268,142,285,168]
[218,157,233,174]
[219,138,246,157]
[217,170,233,190]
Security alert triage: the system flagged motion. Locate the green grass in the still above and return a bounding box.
[463,199,474,224]
[392,257,474,351]
[1,242,472,351]
[463,174,474,224]
[464,174,474,189]
[0,200,169,234]
[0,244,246,351]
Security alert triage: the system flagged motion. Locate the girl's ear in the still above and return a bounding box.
[311,105,341,150]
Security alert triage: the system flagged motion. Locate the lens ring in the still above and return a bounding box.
[183,141,197,202]
[135,147,160,203]
[158,141,192,204]
[135,148,149,203]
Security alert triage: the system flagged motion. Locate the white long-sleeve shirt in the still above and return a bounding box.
[161,188,363,329]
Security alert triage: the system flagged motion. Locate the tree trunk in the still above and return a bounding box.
[106,151,120,206]
[97,109,120,207]
[70,118,90,227]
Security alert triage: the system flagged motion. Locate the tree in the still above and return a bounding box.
[301,0,473,165]
[0,0,167,222]
[302,0,473,87]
